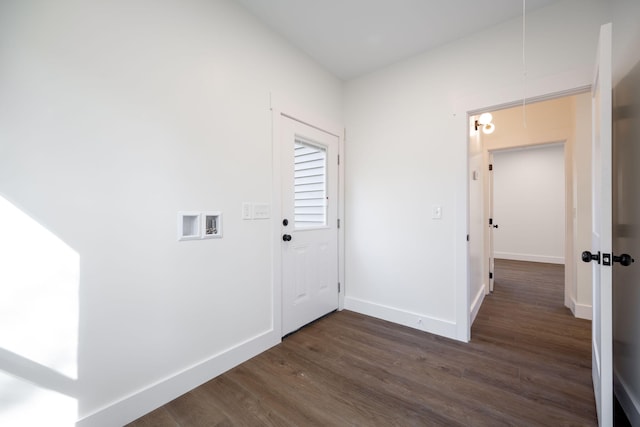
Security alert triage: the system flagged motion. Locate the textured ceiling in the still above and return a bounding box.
[235,0,563,80]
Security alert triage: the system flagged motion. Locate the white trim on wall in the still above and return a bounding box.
[338,127,346,311]
[494,253,565,264]
[470,284,486,325]
[344,296,458,340]
[76,329,279,427]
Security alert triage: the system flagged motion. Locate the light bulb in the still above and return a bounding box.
[478,112,493,125]
[483,123,495,134]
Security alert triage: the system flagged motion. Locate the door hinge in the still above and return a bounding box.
[338,155,340,165]
[337,218,341,228]
[344,128,347,141]
[489,164,493,171]
[338,282,341,293]
[466,234,470,242]
[489,272,494,279]
[489,218,493,225]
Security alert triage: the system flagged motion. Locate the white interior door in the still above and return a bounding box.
[281,116,339,336]
[589,22,613,427]
[468,117,484,302]
[488,153,495,292]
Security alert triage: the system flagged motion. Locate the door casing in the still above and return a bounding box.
[487,141,567,293]
[270,94,345,337]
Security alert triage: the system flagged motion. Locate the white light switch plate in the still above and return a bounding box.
[253,203,270,220]
[432,205,442,219]
[242,202,252,220]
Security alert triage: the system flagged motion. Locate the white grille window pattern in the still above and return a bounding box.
[294,139,327,228]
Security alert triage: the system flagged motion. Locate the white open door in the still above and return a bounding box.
[488,153,496,292]
[585,22,613,427]
[280,116,339,336]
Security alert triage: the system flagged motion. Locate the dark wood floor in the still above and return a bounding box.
[128,259,596,426]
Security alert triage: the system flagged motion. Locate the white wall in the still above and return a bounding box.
[0,0,625,424]
[343,0,610,341]
[573,93,594,318]
[0,0,342,425]
[492,144,565,263]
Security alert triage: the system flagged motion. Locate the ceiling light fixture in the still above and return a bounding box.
[474,113,495,135]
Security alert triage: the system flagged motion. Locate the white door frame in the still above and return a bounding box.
[270,94,345,337]
[486,141,568,290]
[464,84,591,343]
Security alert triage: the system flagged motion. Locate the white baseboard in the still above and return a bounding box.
[344,297,459,341]
[615,367,640,426]
[494,252,564,264]
[76,329,280,427]
[470,284,486,325]
[567,296,592,320]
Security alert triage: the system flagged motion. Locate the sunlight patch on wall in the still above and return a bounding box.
[0,195,79,424]
[0,372,77,427]
[0,196,79,378]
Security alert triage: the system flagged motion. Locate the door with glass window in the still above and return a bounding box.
[281,116,339,335]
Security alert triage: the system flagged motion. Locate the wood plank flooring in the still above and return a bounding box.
[127,259,596,426]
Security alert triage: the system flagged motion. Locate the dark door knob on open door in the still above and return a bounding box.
[613,254,635,266]
[282,234,292,242]
[582,251,600,263]
[493,224,499,228]
[582,251,634,266]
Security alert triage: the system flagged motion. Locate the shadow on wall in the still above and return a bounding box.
[0,194,79,426]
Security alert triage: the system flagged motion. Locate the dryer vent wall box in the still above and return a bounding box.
[178,212,200,241]
[178,211,222,241]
